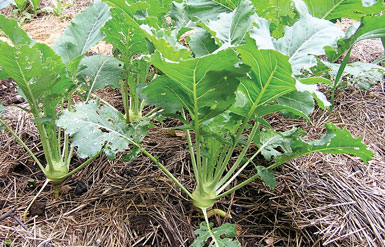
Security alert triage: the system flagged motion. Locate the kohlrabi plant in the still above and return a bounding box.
[0,0,112,216]
[56,0,376,246]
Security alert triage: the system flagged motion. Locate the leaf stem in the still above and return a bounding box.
[0,118,45,172]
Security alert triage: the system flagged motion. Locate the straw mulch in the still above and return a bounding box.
[1,3,385,246]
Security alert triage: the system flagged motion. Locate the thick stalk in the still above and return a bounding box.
[62,94,72,161]
[192,79,203,193]
[182,110,200,187]
[202,208,220,247]
[121,79,130,124]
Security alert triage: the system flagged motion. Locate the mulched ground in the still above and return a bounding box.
[0,2,384,246]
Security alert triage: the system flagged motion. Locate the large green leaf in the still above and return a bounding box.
[275,13,343,74]
[0,14,33,46]
[102,8,149,60]
[272,123,374,167]
[326,14,385,62]
[57,100,149,158]
[142,49,246,122]
[184,0,239,20]
[191,222,240,247]
[302,0,384,20]
[194,0,257,48]
[236,36,297,109]
[77,55,124,101]
[52,1,111,65]
[0,42,72,110]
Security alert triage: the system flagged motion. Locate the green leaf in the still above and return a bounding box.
[52,1,111,65]
[142,49,246,122]
[0,14,33,45]
[14,0,27,11]
[275,13,343,74]
[191,222,240,247]
[277,91,315,118]
[57,100,150,158]
[236,36,297,108]
[77,55,124,101]
[0,42,73,112]
[195,0,257,48]
[30,0,41,12]
[102,7,149,59]
[256,166,275,189]
[299,77,333,86]
[325,14,385,62]
[189,30,219,57]
[273,123,374,168]
[184,0,239,20]
[0,65,9,80]
[302,0,385,20]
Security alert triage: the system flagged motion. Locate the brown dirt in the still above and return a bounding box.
[1,5,385,247]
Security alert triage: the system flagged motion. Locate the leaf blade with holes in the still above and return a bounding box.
[142,48,246,122]
[56,100,149,158]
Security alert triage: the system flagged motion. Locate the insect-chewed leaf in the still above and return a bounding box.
[0,14,33,46]
[275,13,343,75]
[0,42,73,110]
[191,222,240,247]
[142,48,247,122]
[57,101,149,158]
[301,0,384,20]
[102,6,149,60]
[77,55,124,101]
[273,123,374,168]
[52,0,111,65]
[236,36,297,108]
